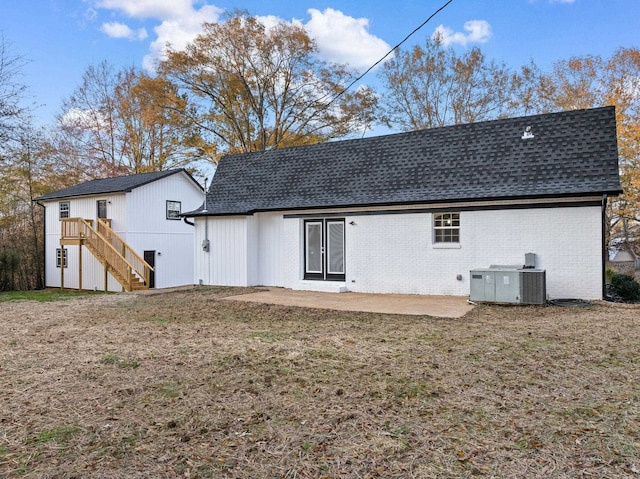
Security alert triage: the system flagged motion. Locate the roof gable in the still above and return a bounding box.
[35,169,200,202]
[190,107,622,216]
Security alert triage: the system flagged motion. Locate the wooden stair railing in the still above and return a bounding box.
[96,219,153,288]
[61,218,152,291]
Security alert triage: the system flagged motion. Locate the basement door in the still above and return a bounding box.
[304,219,345,281]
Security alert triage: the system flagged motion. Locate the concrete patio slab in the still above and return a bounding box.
[223,287,474,318]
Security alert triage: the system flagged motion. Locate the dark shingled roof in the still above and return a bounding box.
[35,169,194,201]
[188,107,621,216]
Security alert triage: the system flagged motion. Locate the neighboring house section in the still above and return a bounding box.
[185,107,622,300]
[35,169,203,292]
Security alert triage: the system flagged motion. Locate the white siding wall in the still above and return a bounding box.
[257,212,285,287]
[198,205,604,300]
[42,171,202,291]
[125,172,202,288]
[42,194,126,291]
[343,206,602,299]
[194,216,250,286]
[194,213,284,287]
[282,217,301,289]
[246,216,258,285]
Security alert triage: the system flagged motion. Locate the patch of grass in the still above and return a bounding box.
[387,378,432,400]
[248,330,290,341]
[100,354,140,369]
[143,315,169,324]
[155,381,181,399]
[34,425,79,444]
[0,289,107,302]
[2,289,640,478]
[559,405,604,420]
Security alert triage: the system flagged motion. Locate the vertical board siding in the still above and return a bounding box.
[257,212,285,287]
[42,171,202,291]
[282,218,301,289]
[43,194,126,291]
[125,173,202,288]
[194,216,249,286]
[246,216,259,285]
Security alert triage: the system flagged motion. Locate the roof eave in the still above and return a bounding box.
[184,189,623,217]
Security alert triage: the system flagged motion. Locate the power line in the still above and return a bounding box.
[270,0,455,150]
[326,0,455,108]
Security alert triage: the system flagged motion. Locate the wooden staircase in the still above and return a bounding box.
[61,218,153,292]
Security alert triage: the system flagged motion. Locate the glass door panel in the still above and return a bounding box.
[327,221,344,277]
[305,221,323,278]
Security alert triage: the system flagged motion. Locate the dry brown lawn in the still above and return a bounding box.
[0,287,639,478]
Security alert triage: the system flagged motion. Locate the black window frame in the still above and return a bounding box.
[59,201,70,219]
[56,248,68,268]
[97,199,108,219]
[166,200,181,220]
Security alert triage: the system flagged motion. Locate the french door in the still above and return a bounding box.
[304,219,345,281]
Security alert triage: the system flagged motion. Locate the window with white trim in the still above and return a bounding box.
[59,201,70,219]
[56,248,67,268]
[433,212,460,243]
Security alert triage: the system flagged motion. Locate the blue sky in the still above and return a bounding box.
[1,0,638,128]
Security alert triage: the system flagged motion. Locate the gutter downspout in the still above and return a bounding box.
[601,194,608,299]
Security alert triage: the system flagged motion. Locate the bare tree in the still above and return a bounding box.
[379,37,519,130]
[0,35,27,146]
[53,62,199,178]
[160,11,378,160]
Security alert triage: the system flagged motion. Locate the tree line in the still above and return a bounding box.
[1,12,638,290]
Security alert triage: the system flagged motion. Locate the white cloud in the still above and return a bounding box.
[303,8,390,71]
[93,0,222,72]
[93,2,389,73]
[143,5,222,71]
[101,21,147,40]
[550,0,575,3]
[60,108,108,131]
[433,20,492,47]
[95,0,196,20]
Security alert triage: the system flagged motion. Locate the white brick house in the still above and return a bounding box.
[35,169,203,292]
[185,108,621,300]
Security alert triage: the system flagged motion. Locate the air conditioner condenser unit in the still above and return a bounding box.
[470,267,546,305]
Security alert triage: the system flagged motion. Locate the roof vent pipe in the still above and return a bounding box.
[522,126,534,139]
[202,177,208,213]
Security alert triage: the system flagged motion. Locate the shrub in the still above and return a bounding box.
[610,273,640,302]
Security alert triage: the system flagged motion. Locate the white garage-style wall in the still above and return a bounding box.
[41,170,202,292]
